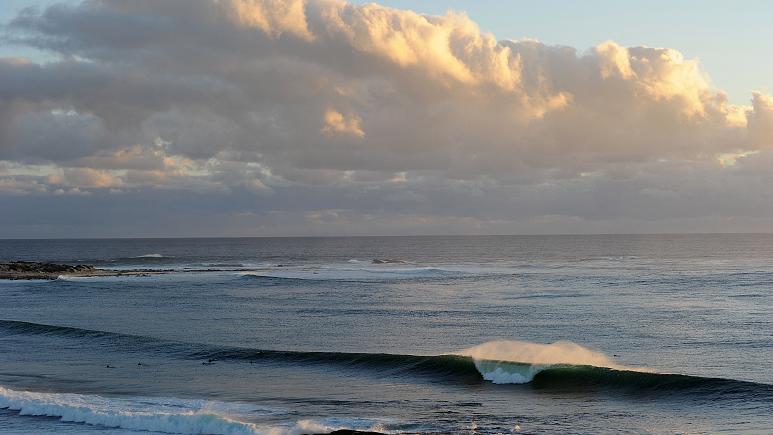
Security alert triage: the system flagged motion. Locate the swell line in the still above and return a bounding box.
[2,319,772,399]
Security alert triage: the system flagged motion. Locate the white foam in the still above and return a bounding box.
[471,360,553,384]
[134,254,166,258]
[56,275,94,281]
[0,386,272,434]
[0,386,393,434]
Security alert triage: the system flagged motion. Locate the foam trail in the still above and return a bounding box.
[0,386,266,434]
[134,253,166,258]
[457,340,648,384]
[0,385,393,434]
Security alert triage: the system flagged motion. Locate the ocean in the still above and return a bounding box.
[0,235,771,434]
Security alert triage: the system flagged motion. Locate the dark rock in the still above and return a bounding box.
[0,261,95,280]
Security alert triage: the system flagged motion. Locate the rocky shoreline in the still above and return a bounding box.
[0,261,167,280]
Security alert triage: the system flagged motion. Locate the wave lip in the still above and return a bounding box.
[457,339,650,384]
[133,253,168,258]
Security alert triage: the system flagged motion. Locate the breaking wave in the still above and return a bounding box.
[1,320,771,399]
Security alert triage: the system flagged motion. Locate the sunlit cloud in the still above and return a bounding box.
[1,0,773,236]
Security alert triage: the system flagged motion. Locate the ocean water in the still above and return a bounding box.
[0,235,771,434]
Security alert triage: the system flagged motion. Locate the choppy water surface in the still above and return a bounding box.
[1,235,772,434]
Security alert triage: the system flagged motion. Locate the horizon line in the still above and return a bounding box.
[2,231,772,241]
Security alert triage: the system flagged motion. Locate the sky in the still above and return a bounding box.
[4,0,772,103]
[1,0,772,237]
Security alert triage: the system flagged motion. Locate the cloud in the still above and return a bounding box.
[0,0,772,236]
[322,108,364,137]
[58,168,122,188]
[228,0,314,40]
[748,92,773,148]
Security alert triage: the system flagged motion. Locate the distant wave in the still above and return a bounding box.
[348,258,408,264]
[0,385,388,435]
[55,275,91,281]
[2,320,771,399]
[371,259,408,264]
[238,266,462,282]
[44,259,533,280]
[194,262,252,268]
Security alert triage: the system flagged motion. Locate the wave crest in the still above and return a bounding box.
[460,339,626,369]
[2,320,771,398]
[238,266,458,281]
[458,339,650,384]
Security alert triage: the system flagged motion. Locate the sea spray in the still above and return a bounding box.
[457,340,650,384]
